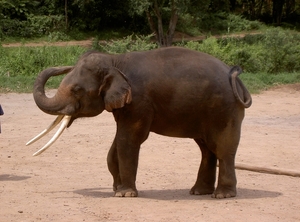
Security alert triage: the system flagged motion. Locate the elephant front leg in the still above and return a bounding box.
[114,140,141,197]
[108,111,152,197]
[107,137,140,197]
[107,130,147,197]
[107,138,121,191]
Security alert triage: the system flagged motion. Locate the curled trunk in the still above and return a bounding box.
[33,66,73,115]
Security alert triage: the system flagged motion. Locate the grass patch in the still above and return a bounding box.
[0,75,65,93]
[0,45,86,93]
[1,29,131,45]
[240,72,300,93]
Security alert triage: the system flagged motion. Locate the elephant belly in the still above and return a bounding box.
[149,106,232,139]
[150,117,208,138]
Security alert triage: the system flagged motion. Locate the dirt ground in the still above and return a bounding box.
[0,84,300,221]
[1,32,261,48]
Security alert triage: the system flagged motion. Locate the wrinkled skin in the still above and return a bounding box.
[33,47,252,198]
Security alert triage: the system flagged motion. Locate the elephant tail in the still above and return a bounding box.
[229,66,252,108]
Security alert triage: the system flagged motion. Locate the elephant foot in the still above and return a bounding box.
[211,187,236,199]
[190,185,215,195]
[114,186,138,197]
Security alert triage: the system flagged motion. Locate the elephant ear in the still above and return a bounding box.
[99,68,132,112]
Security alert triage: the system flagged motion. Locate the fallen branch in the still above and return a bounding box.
[234,163,300,177]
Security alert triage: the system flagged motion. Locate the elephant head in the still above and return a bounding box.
[27,51,132,156]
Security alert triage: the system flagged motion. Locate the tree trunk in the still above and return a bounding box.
[285,0,295,16]
[229,0,237,11]
[257,0,264,18]
[153,0,166,47]
[65,0,68,31]
[145,0,179,47]
[165,0,178,47]
[272,0,285,25]
[146,10,157,36]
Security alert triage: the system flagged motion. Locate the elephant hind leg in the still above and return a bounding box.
[212,157,237,199]
[213,145,238,198]
[190,139,217,195]
[211,125,240,198]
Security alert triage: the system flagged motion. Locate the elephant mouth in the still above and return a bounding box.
[26,115,72,156]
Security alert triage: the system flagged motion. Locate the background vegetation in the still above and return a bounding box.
[1,0,300,41]
[0,0,300,93]
[1,27,300,93]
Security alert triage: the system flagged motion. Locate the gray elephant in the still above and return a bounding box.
[27,47,252,198]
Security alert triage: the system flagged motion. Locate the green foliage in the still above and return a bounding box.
[0,15,65,39]
[240,72,300,93]
[182,27,300,74]
[47,31,71,42]
[0,45,85,77]
[263,28,300,73]
[196,12,228,34]
[128,0,209,46]
[128,0,151,16]
[227,14,262,33]
[93,34,157,53]
[27,15,65,35]
[0,45,86,92]
[183,37,231,62]
[0,0,39,19]
[196,12,264,35]
[176,13,202,36]
[128,0,197,16]
[1,27,300,93]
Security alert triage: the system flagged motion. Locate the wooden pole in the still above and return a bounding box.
[235,163,300,177]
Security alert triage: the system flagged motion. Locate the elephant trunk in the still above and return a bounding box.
[33,66,73,115]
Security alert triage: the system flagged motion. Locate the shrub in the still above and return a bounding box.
[197,12,228,34]
[262,28,300,73]
[0,45,86,92]
[93,34,157,53]
[176,13,202,36]
[184,37,232,64]
[196,13,263,34]
[242,33,265,45]
[184,27,300,74]
[47,31,71,42]
[227,14,262,32]
[0,46,85,77]
[0,15,65,38]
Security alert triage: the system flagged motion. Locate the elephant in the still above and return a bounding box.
[27,46,252,199]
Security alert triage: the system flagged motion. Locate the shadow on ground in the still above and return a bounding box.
[73,187,282,200]
[0,174,31,181]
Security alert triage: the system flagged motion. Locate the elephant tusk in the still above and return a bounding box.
[31,115,71,156]
[26,115,65,146]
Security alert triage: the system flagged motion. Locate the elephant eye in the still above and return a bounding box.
[72,86,84,98]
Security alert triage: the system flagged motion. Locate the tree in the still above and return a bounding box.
[0,0,39,19]
[65,0,68,30]
[129,0,206,47]
[272,0,285,25]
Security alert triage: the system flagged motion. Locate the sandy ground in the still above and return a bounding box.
[0,84,300,221]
